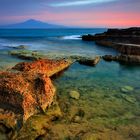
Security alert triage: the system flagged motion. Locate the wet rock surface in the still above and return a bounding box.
[0,58,72,139]
[102,54,140,64]
[8,50,45,61]
[12,59,72,77]
[78,56,100,66]
[0,72,55,121]
[82,27,140,64]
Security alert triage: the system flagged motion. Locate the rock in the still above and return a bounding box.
[9,50,44,60]
[12,59,72,77]
[82,27,140,65]
[82,34,106,41]
[69,90,80,100]
[16,45,28,49]
[117,55,140,64]
[114,43,140,56]
[0,72,55,122]
[78,56,100,66]
[15,100,62,140]
[102,55,140,64]
[102,55,115,61]
[81,132,97,140]
[121,86,134,93]
[82,27,140,45]
[0,58,72,139]
[121,94,136,103]
[72,115,81,123]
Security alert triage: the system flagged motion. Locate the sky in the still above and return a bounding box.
[0,0,140,27]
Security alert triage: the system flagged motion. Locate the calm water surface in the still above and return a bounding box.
[0,29,140,139]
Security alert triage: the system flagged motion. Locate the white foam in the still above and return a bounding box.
[61,35,81,40]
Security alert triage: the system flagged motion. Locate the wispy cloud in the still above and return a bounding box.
[50,0,116,7]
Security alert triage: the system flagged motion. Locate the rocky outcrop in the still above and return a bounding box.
[82,34,106,41]
[0,58,72,139]
[78,56,100,66]
[9,50,45,60]
[96,41,140,55]
[82,27,140,44]
[103,55,140,64]
[12,59,72,77]
[82,27,140,64]
[0,72,55,122]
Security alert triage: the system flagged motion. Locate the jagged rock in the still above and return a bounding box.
[12,59,72,77]
[82,27,140,64]
[15,100,62,140]
[0,72,55,122]
[78,56,100,66]
[0,58,72,139]
[82,27,140,45]
[69,90,80,100]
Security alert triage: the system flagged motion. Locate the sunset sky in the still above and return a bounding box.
[0,0,140,27]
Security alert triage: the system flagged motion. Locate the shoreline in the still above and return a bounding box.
[0,28,140,139]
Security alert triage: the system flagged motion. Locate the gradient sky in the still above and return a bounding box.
[0,0,140,27]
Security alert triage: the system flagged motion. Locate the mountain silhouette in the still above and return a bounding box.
[0,19,66,29]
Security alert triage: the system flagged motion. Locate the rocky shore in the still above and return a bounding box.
[0,28,140,139]
[0,59,72,139]
[82,27,140,64]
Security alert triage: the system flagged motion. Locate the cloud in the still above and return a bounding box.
[49,0,116,7]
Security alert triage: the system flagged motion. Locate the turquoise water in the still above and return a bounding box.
[0,29,140,139]
[52,61,140,139]
[0,28,118,69]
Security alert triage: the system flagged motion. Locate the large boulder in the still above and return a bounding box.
[0,58,72,136]
[12,59,72,77]
[0,72,55,122]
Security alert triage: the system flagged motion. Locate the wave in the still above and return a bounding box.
[59,35,81,40]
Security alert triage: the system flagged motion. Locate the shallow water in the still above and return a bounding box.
[52,61,140,139]
[0,29,140,139]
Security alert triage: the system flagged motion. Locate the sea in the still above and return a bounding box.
[0,29,140,139]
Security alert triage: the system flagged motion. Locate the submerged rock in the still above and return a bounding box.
[72,115,81,123]
[78,56,101,66]
[9,50,44,60]
[15,45,29,49]
[121,94,136,103]
[121,86,134,93]
[69,90,80,100]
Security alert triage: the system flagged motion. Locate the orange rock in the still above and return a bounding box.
[12,59,72,77]
[0,58,72,132]
[0,72,55,122]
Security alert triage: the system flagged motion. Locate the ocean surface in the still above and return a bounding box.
[0,29,140,139]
